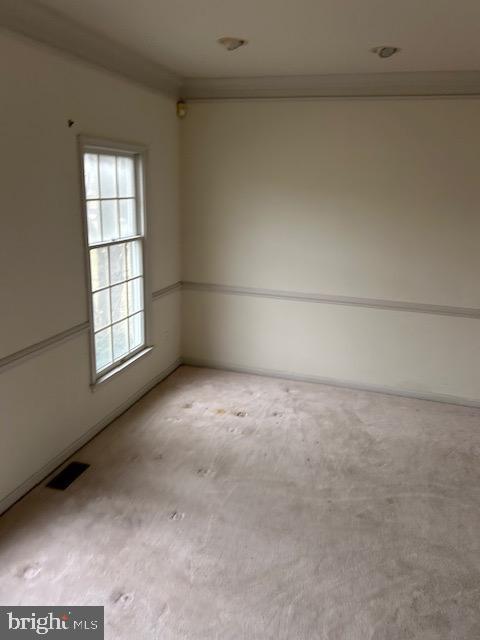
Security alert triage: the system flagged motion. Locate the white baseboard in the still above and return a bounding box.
[0,358,182,516]
[183,357,480,409]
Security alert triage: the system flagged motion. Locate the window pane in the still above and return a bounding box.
[92,289,111,330]
[84,153,99,199]
[112,320,129,360]
[83,147,145,378]
[86,201,101,244]
[111,283,128,323]
[90,247,109,291]
[126,240,142,278]
[99,155,116,198]
[119,199,137,237]
[117,156,135,197]
[128,277,144,314]
[129,312,144,350]
[101,200,119,241]
[109,243,126,284]
[95,327,112,371]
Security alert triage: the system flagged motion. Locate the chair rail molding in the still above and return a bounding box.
[0,282,181,372]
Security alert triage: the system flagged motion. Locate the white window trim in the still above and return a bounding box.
[78,136,153,387]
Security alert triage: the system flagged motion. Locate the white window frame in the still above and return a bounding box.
[78,136,152,386]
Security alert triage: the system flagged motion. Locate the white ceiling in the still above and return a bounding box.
[36,0,480,79]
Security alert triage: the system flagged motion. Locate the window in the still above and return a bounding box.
[80,139,149,382]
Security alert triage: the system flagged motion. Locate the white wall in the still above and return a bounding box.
[181,98,480,404]
[2,29,480,511]
[0,30,181,509]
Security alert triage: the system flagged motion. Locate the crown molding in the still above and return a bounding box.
[182,70,480,100]
[2,1,480,101]
[0,0,181,96]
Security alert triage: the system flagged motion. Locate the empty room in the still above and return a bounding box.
[1,0,479,638]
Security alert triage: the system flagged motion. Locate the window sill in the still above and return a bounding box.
[91,346,153,390]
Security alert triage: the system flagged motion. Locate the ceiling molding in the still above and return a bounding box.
[0,0,181,96]
[181,71,480,100]
[2,1,480,102]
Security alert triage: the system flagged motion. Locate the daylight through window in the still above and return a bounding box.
[81,144,146,379]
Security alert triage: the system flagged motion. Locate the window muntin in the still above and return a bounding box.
[81,147,147,379]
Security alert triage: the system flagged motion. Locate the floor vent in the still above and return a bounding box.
[46,462,90,490]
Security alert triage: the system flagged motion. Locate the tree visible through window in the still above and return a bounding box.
[81,142,147,380]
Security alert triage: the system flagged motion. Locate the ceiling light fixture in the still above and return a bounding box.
[217,37,247,51]
[371,46,400,59]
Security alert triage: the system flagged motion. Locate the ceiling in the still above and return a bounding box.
[35,0,480,79]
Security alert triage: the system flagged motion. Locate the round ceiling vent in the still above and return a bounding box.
[371,46,400,59]
[217,37,248,51]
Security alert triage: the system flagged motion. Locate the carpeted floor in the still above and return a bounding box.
[0,365,479,639]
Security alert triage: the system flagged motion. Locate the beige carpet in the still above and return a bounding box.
[0,365,479,639]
